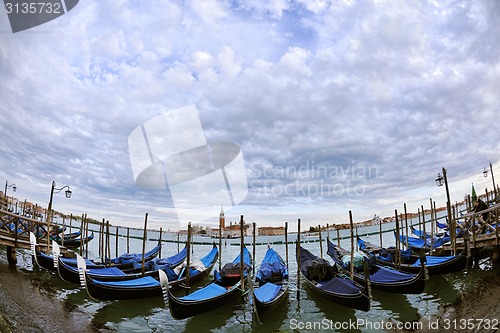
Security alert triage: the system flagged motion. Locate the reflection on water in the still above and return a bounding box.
[302,285,361,333]
[373,292,420,323]
[251,291,289,333]
[183,300,251,333]
[92,297,164,326]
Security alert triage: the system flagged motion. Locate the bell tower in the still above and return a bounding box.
[219,204,225,229]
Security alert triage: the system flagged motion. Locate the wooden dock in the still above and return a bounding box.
[0,208,66,265]
[442,202,500,262]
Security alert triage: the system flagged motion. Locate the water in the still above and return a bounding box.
[16,219,500,333]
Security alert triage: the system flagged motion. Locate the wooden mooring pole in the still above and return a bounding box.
[379,215,383,248]
[297,218,301,299]
[252,222,256,274]
[285,221,289,268]
[127,227,130,253]
[99,219,104,262]
[349,211,354,280]
[159,227,163,259]
[7,246,17,266]
[141,213,148,276]
[115,226,119,258]
[185,222,191,295]
[318,225,323,259]
[404,203,409,249]
[239,215,245,292]
[395,209,401,270]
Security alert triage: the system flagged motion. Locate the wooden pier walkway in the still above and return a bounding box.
[442,202,500,261]
[0,208,64,265]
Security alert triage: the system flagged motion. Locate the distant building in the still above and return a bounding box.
[258,226,285,236]
[208,205,250,238]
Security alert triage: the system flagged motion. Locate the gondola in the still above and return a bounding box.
[50,230,81,243]
[30,232,162,271]
[410,226,451,244]
[31,232,105,271]
[296,245,370,312]
[395,231,447,250]
[55,241,186,284]
[326,239,425,294]
[358,236,467,275]
[252,246,289,321]
[77,244,218,300]
[159,246,252,320]
[436,221,448,230]
[57,231,95,248]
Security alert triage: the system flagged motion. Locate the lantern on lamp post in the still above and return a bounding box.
[483,162,497,200]
[4,181,17,210]
[436,167,454,254]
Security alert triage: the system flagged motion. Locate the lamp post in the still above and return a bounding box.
[436,167,454,254]
[4,181,17,210]
[46,181,72,222]
[483,162,497,200]
[45,181,71,253]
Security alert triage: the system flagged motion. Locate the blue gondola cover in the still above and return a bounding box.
[411,255,456,267]
[254,282,281,303]
[370,267,415,283]
[181,283,227,301]
[94,276,160,288]
[317,277,362,294]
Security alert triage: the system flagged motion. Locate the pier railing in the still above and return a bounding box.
[447,203,500,251]
[0,208,52,251]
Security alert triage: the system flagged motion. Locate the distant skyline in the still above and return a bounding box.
[1,1,499,230]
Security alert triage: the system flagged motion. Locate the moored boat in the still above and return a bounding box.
[358,236,467,275]
[252,246,289,322]
[159,246,252,320]
[297,245,371,311]
[77,244,218,300]
[326,239,425,294]
[55,241,186,284]
[30,232,163,271]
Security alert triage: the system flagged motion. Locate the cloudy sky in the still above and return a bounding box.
[1,0,499,230]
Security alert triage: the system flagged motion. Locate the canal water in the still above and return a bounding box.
[15,218,500,332]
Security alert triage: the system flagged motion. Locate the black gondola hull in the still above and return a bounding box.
[58,256,158,283]
[297,246,370,312]
[33,249,57,271]
[358,236,467,276]
[85,265,212,300]
[167,282,244,320]
[327,240,425,294]
[301,273,371,312]
[254,283,289,320]
[373,249,467,276]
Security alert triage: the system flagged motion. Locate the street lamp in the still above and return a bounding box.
[483,162,497,200]
[46,181,72,223]
[4,181,17,210]
[436,167,454,254]
[45,181,71,253]
[435,173,444,187]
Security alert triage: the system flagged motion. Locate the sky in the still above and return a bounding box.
[1,0,499,231]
